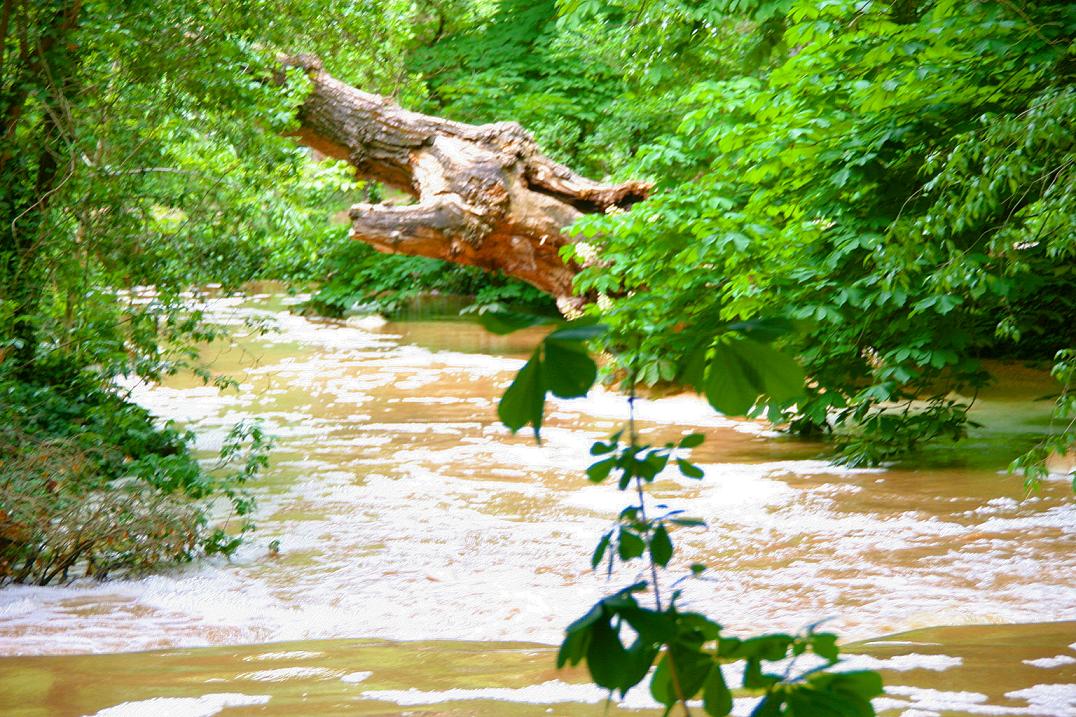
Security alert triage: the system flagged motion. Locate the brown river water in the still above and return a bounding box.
[0,292,1073,715]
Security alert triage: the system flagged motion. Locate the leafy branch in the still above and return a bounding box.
[480,308,884,716]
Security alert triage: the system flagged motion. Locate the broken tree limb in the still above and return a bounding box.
[281,55,650,305]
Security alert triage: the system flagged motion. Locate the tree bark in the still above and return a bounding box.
[281,55,650,306]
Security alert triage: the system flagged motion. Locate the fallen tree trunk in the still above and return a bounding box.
[281,55,650,308]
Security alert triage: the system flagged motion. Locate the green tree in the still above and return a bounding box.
[0,0,420,579]
[560,0,1075,467]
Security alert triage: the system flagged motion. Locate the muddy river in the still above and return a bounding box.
[1,293,1073,715]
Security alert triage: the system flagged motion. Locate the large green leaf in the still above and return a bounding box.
[546,317,608,341]
[618,529,646,560]
[649,652,678,707]
[619,639,661,696]
[729,339,805,404]
[726,318,799,342]
[704,342,761,415]
[543,339,598,398]
[807,670,884,702]
[475,308,559,335]
[586,615,630,690]
[786,685,873,717]
[702,665,733,716]
[650,524,673,567]
[672,644,716,698]
[703,339,804,415]
[558,602,605,668]
[497,349,545,436]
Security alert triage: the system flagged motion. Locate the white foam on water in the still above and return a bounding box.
[1005,683,1076,714]
[839,653,963,672]
[1022,654,1076,668]
[359,679,663,710]
[237,667,339,681]
[244,650,323,661]
[884,684,1076,716]
[3,296,1074,657]
[85,693,270,717]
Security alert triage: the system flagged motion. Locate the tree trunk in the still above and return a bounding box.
[281,55,650,307]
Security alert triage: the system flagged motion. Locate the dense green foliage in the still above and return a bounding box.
[553,0,1075,467]
[408,0,1075,475]
[410,0,644,174]
[0,0,425,578]
[0,377,269,585]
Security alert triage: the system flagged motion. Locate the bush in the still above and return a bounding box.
[0,379,268,586]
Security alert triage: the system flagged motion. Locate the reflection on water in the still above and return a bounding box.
[0,293,1072,715]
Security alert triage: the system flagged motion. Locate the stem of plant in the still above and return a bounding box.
[628,371,691,716]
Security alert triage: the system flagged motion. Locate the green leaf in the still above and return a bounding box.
[546,318,607,341]
[749,694,784,717]
[810,633,839,662]
[620,639,661,696]
[650,524,673,566]
[670,644,715,697]
[586,616,629,690]
[705,342,760,416]
[677,458,705,479]
[743,656,784,690]
[587,456,616,483]
[677,612,722,641]
[648,645,713,707]
[618,529,646,560]
[727,317,795,342]
[590,440,615,455]
[476,309,558,335]
[637,450,669,480]
[650,652,677,707]
[591,531,612,568]
[558,602,603,668]
[621,607,677,644]
[702,665,733,716]
[736,635,794,662]
[787,684,873,717]
[704,339,804,415]
[729,339,805,404]
[680,342,710,391]
[678,433,705,448]
[497,349,545,437]
[808,670,884,702]
[564,602,605,635]
[557,625,591,668]
[543,339,597,398]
